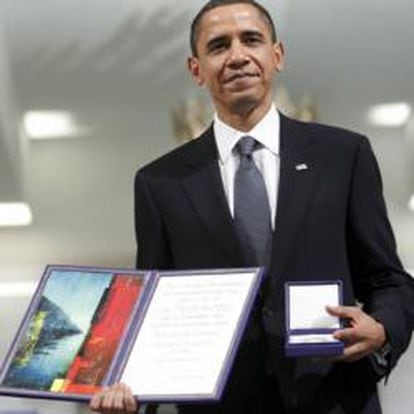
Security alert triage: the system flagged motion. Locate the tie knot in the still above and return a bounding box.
[237,136,258,157]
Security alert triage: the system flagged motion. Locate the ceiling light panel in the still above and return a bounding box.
[0,282,37,297]
[0,202,33,227]
[408,195,414,212]
[368,103,412,128]
[24,111,80,140]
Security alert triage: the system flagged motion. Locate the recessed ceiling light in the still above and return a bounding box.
[0,282,37,297]
[0,202,33,227]
[368,103,412,128]
[23,111,80,139]
[408,194,414,212]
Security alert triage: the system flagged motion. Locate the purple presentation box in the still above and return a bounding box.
[285,281,344,357]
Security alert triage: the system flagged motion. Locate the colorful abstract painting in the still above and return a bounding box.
[0,267,144,396]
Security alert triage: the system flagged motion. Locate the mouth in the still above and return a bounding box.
[224,72,259,84]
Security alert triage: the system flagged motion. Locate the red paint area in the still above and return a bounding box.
[62,274,142,394]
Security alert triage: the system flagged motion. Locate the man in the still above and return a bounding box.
[90,1,414,413]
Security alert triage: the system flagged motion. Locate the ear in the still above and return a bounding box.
[187,56,204,86]
[273,42,285,73]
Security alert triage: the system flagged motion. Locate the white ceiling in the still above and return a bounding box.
[0,0,413,279]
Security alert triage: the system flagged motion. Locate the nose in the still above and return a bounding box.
[227,42,250,68]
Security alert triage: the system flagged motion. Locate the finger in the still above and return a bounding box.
[334,351,362,363]
[121,384,138,412]
[124,396,138,413]
[112,385,127,411]
[90,388,107,411]
[333,327,358,343]
[341,342,369,362]
[326,305,361,319]
[101,385,118,411]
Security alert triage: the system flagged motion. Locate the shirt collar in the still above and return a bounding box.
[214,104,280,164]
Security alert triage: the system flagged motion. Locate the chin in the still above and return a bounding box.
[229,95,261,115]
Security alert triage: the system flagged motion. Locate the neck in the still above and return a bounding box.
[216,99,273,132]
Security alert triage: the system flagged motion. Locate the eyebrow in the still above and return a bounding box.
[206,35,228,51]
[205,29,266,50]
[241,29,266,39]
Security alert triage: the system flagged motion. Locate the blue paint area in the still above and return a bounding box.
[4,334,85,390]
[44,270,113,331]
[2,270,114,390]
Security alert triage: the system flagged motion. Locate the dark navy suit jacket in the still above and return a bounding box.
[134,114,414,413]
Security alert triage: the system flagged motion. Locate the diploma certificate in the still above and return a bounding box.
[0,266,263,403]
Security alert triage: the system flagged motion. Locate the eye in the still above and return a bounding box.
[206,36,230,54]
[207,41,228,54]
[245,36,261,45]
[242,32,264,46]
[210,44,226,53]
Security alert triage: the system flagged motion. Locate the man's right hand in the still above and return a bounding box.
[89,383,138,413]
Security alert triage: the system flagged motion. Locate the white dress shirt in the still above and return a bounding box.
[214,105,280,229]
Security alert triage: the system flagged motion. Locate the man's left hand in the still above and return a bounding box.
[326,305,386,362]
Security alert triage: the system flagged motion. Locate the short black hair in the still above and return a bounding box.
[190,0,277,57]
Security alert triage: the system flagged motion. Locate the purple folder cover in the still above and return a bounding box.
[0,265,263,404]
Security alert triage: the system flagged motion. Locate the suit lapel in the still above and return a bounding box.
[180,128,247,265]
[179,117,320,271]
[271,115,319,277]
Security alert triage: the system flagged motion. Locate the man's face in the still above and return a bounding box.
[188,3,284,117]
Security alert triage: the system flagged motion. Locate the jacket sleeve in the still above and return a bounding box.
[346,136,414,372]
[134,171,173,270]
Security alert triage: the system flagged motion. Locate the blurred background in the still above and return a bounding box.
[0,0,413,413]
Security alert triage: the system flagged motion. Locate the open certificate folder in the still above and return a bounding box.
[0,265,263,403]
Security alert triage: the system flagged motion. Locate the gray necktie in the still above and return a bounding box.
[234,136,272,266]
